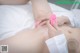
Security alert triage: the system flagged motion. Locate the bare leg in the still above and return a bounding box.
[0,27,49,53]
[0,26,80,53]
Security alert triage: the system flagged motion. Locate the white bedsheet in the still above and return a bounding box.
[0,3,75,40]
[71,9,80,28]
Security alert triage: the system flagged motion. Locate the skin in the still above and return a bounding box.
[31,0,52,24]
[0,27,49,53]
[0,0,50,53]
[0,0,52,26]
[0,0,80,53]
[0,0,71,27]
[57,16,71,26]
[0,24,80,53]
[61,26,80,53]
[47,22,80,53]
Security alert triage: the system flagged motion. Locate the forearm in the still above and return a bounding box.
[0,0,29,5]
[31,0,52,18]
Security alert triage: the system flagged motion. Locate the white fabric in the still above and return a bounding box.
[46,34,68,53]
[0,3,75,40]
[0,4,35,40]
[71,9,80,28]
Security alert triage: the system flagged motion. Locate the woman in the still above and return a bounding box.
[0,0,52,53]
[0,0,80,53]
[0,21,80,53]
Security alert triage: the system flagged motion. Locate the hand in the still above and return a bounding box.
[57,16,71,27]
[47,21,62,38]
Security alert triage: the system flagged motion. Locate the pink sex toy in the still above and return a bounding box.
[50,14,57,26]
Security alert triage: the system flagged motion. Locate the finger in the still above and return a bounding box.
[49,14,58,29]
[50,20,58,30]
[47,21,57,31]
[52,21,58,30]
[47,21,58,38]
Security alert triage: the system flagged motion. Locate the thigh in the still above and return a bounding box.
[0,28,48,53]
